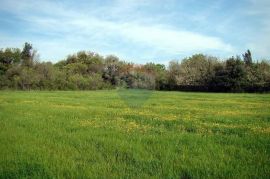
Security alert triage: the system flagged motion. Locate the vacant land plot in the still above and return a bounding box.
[0,90,269,178]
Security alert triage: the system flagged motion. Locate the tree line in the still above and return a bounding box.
[0,43,270,92]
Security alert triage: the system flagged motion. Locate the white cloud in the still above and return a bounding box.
[245,0,270,59]
[120,24,233,53]
[0,0,234,63]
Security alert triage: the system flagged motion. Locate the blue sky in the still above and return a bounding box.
[0,0,269,64]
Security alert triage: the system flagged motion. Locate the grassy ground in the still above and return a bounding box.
[0,90,269,178]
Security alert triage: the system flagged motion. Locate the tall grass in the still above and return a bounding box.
[0,90,269,178]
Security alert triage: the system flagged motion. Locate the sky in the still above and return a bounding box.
[0,0,269,64]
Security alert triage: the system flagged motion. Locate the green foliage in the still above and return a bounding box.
[0,43,270,92]
[144,63,167,89]
[243,49,252,66]
[177,54,218,86]
[103,55,120,86]
[21,42,34,67]
[0,48,21,75]
[167,60,181,89]
[225,56,247,91]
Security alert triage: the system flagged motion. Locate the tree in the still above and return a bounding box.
[103,55,120,86]
[5,65,38,90]
[167,60,181,89]
[0,42,270,92]
[255,60,270,90]
[0,48,21,75]
[144,63,167,89]
[209,62,230,91]
[34,62,55,89]
[21,42,34,67]
[177,54,217,87]
[167,54,218,91]
[225,56,247,91]
[243,49,252,66]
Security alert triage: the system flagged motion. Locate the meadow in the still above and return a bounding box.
[0,90,269,178]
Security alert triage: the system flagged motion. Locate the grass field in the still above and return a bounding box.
[0,90,269,178]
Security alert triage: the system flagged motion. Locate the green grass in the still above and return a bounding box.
[0,90,269,178]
